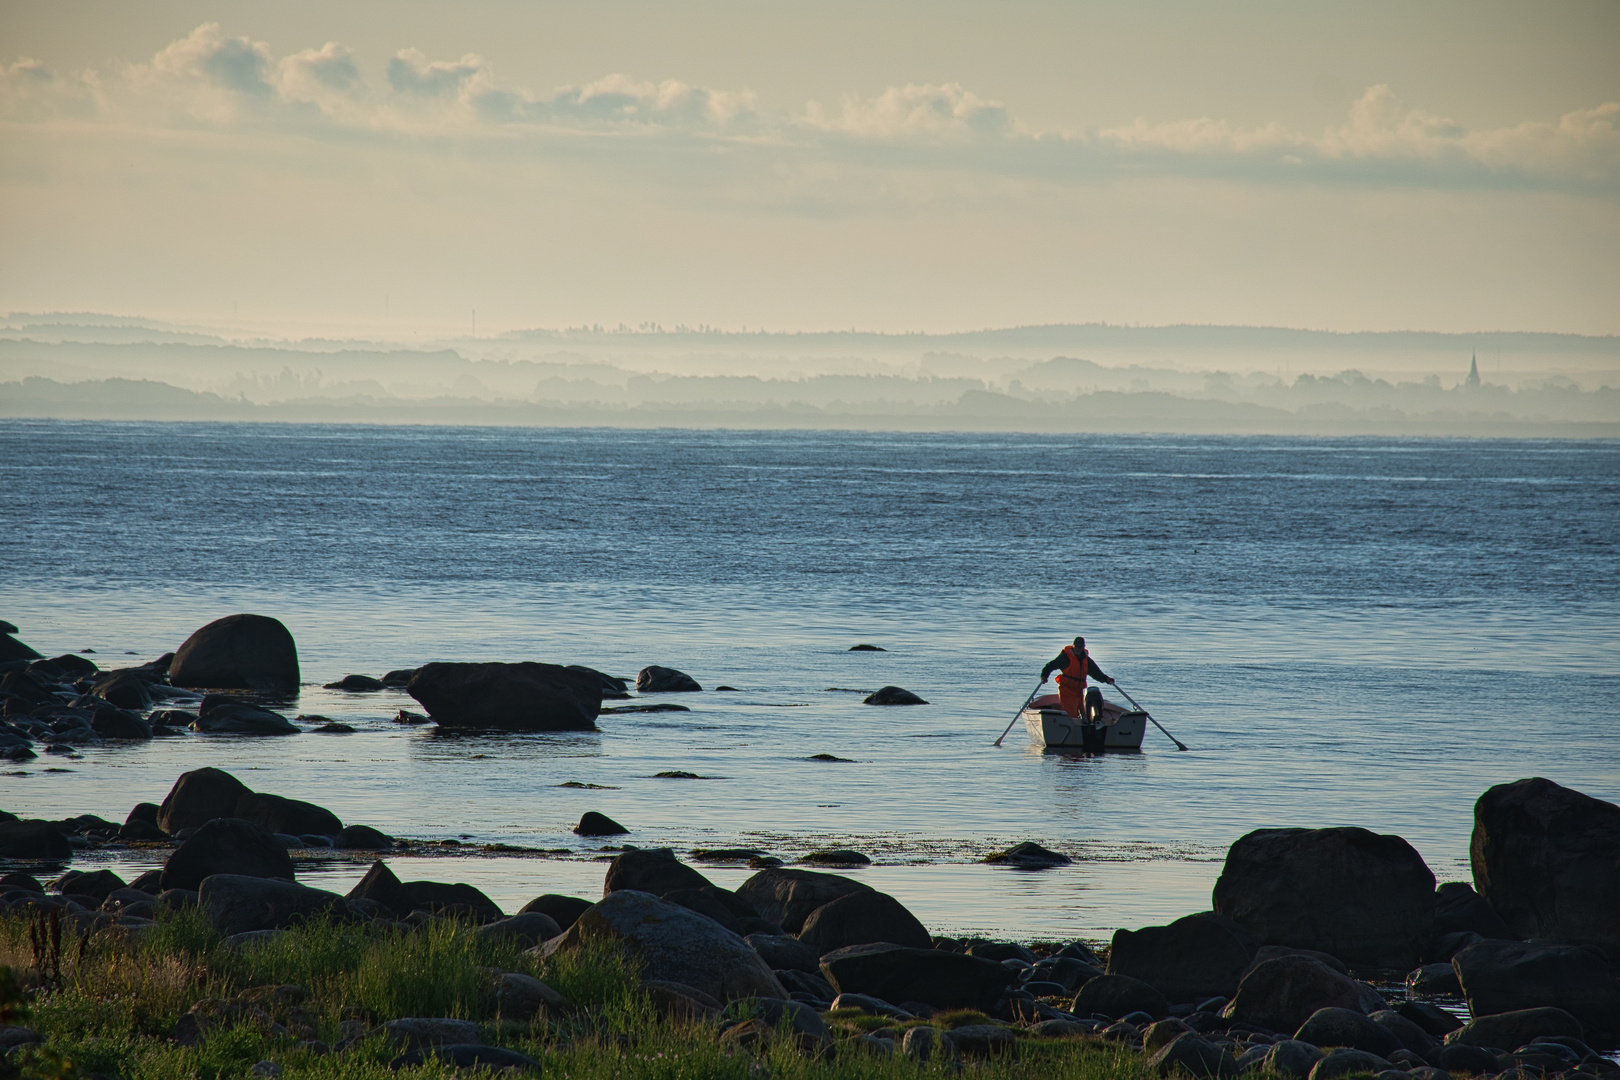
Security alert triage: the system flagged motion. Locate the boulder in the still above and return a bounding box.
[1446,1007,1584,1049]
[199,874,350,935]
[1223,955,1385,1035]
[636,666,701,692]
[160,818,296,891]
[1470,778,1620,957]
[322,675,385,691]
[574,811,628,837]
[1451,939,1620,1042]
[661,887,746,934]
[797,890,931,955]
[983,841,1072,869]
[1433,881,1512,940]
[0,625,43,661]
[1434,1042,1501,1074]
[1396,1000,1462,1038]
[720,996,831,1047]
[1212,826,1436,970]
[863,685,927,705]
[383,1017,484,1049]
[346,861,412,918]
[819,942,1013,1012]
[1109,912,1255,1002]
[1308,1048,1392,1080]
[1246,944,1348,976]
[392,1045,541,1072]
[403,881,503,921]
[1406,963,1462,998]
[494,971,570,1020]
[233,792,342,838]
[334,825,392,850]
[746,932,821,974]
[192,700,300,736]
[479,913,563,950]
[88,706,152,740]
[735,867,874,934]
[406,661,601,731]
[52,869,125,903]
[519,894,593,931]
[542,889,784,1001]
[380,668,417,687]
[1072,973,1170,1020]
[946,1024,1016,1059]
[1370,1009,1440,1056]
[1149,1032,1238,1079]
[602,848,713,897]
[1295,1008,1404,1057]
[88,670,152,710]
[1264,1040,1327,1079]
[0,819,72,859]
[169,614,300,690]
[157,768,254,834]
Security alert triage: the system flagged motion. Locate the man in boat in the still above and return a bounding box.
[1040,636,1115,725]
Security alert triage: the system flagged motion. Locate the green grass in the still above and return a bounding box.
[0,909,1153,1080]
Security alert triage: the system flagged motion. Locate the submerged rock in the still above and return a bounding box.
[192,698,300,736]
[573,811,628,836]
[863,685,927,705]
[322,674,385,691]
[636,666,702,693]
[984,841,1072,869]
[169,614,300,691]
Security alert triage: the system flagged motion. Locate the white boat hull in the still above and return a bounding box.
[1020,695,1147,750]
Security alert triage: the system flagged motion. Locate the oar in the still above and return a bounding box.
[992,681,1046,747]
[1112,681,1188,751]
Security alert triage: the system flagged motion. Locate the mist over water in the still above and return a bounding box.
[2,420,1616,940]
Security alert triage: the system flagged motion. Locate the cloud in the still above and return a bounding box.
[149,22,274,97]
[804,83,1010,138]
[386,48,485,97]
[278,42,363,107]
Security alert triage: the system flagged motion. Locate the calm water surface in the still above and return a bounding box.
[2,421,1616,940]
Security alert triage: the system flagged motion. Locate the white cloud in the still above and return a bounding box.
[148,22,275,97]
[277,42,363,110]
[386,48,485,97]
[804,83,1010,138]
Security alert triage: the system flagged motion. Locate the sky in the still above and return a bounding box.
[1,1,1617,338]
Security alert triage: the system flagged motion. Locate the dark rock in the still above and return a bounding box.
[1453,939,1620,1042]
[800,849,871,867]
[128,869,164,894]
[0,870,41,892]
[736,867,874,934]
[88,704,152,740]
[602,847,713,897]
[1247,945,1348,976]
[89,670,152,710]
[404,880,503,921]
[1470,777,1620,957]
[169,614,300,690]
[863,685,927,705]
[1407,962,1463,997]
[346,861,412,918]
[334,825,392,850]
[1446,1006,1584,1048]
[652,770,703,778]
[0,629,43,662]
[383,1016,484,1049]
[1434,881,1513,940]
[1213,826,1436,970]
[567,666,628,694]
[848,644,886,651]
[234,792,342,838]
[984,841,1072,869]
[1110,912,1256,1002]
[820,942,1013,1012]
[47,654,98,678]
[192,698,300,736]
[721,996,831,1046]
[775,967,835,1001]
[747,933,821,974]
[1428,931,1485,963]
[661,886,746,934]
[125,801,160,828]
[310,722,355,734]
[323,675,385,691]
[394,710,429,725]
[0,819,72,859]
[805,753,854,762]
[1043,956,1105,992]
[636,666,701,692]
[1145,1018,1195,1054]
[1397,1000,1463,1038]
[541,889,785,1001]
[407,661,601,731]
[601,703,690,714]
[380,668,417,687]
[1073,973,1171,1020]
[947,1024,1017,1059]
[1434,1043,1502,1074]
[1295,1007,1404,1056]
[1309,1048,1393,1080]
[968,941,1035,963]
[479,913,563,949]
[147,709,198,729]
[52,869,125,903]
[1370,1009,1440,1055]
[392,1043,540,1071]
[519,894,593,930]
[1149,1032,1238,1079]
[1265,1039,1327,1079]
[199,873,350,935]
[798,889,930,955]
[1223,955,1385,1035]
[573,811,628,837]
[160,818,296,891]
[494,971,570,1020]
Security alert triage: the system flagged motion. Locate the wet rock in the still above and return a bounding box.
[519,894,593,931]
[1452,939,1620,1042]
[169,614,300,690]
[234,792,342,838]
[394,710,430,725]
[603,847,713,897]
[1407,963,1462,997]
[479,913,563,949]
[311,722,355,734]
[88,669,152,710]
[567,665,628,696]
[155,766,254,836]
[1433,881,1513,940]
[1149,1031,1238,1079]
[820,942,1013,1012]
[541,889,785,1001]
[335,825,392,850]
[1396,1001,1463,1038]
[1445,1006,1584,1048]
[381,668,417,687]
[601,703,690,714]
[0,622,43,661]
[0,819,72,859]
[200,874,351,935]
[1309,1048,1393,1080]
[1470,777,1620,957]
[747,932,821,974]
[1073,973,1171,1020]
[1044,955,1105,992]
[984,841,1072,869]
[636,666,701,692]
[800,849,871,867]
[1110,912,1256,1003]
[1223,954,1385,1035]
[573,811,628,837]
[406,661,601,731]
[849,644,886,651]
[161,818,296,891]
[863,686,927,705]
[798,889,931,955]
[1295,1007,1404,1057]
[737,867,875,934]
[192,699,300,736]
[1214,826,1436,970]
[1264,1039,1327,1079]
[346,861,412,918]
[323,674,385,691]
[494,972,570,1020]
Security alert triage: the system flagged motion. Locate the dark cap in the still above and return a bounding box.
[1073,636,1085,647]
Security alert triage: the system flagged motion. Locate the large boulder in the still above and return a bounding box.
[520,894,593,931]
[735,867,874,934]
[1223,954,1385,1034]
[1148,1032,1238,1079]
[1446,1006,1585,1049]
[403,880,503,921]
[542,890,784,1002]
[199,874,350,935]
[636,666,701,692]
[407,662,600,731]
[603,848,714,898]
[89,670,153,711]
[157,767,253,834]
[1072,973,1170,1020]
[1212,826,1435,970]
[863,686,928,705]
[1433,881,1512,940]
[1451,939,1620,1043]
[346,861,413,918]
[169,614,300,690]
[1294,1007,1403,1057]
[1108,912,1255,1002]
[233,792,342,838]
[1470,778,1620,957]
[0,820,72,860]
[160,818,296,891]
[797,890,931,955]
[0,623,43,661]
[819,942,1013,1012]
[192,698,299,736]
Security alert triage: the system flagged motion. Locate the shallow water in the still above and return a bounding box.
[2,421,1617,940]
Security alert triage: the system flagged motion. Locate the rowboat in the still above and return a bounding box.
[1020,692,1147,751]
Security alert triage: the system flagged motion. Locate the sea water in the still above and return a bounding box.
[2,420,1616,941]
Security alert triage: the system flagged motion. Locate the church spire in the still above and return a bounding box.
[1466,352,1481,388]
